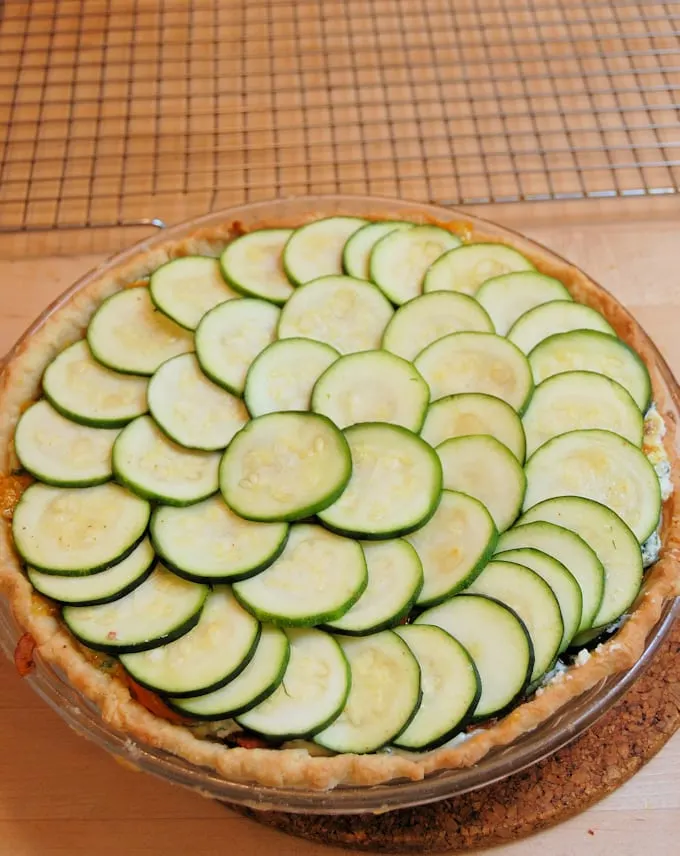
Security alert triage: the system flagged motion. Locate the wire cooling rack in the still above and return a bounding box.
[0,0,679,236]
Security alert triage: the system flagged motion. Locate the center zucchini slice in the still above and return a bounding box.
[414,331,534,412]
[220,229,295,304]
[475,271,571,335]
[423,242,534,296]
[317,423,442,539]
[219,411,351,522]
[314,631,422,753]
[507,300,616,355]
[343,220,413,280]
[283,216,368,286]
[149,256,238,330]
[523,428,661,542]
[120,587,260,697]
[311,350,430,432]
[233,524,367,626]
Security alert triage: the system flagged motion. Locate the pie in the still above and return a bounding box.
[1,202,678,792]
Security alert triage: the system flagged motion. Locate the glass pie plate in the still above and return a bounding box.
[1,195,678,815]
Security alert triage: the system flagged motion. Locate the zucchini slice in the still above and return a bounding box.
[523,428,661,542]
[369,225,461,305]
[219,412,351,522]
[423,242,534,296]
[408,490,496,607]
[87,287,194,376]
[528,329,651,412]
[150,495,288,583]
[475,271,572,336]
[195,297,280,396]
[519,496,644,629]
[314,631,422,753]
[63,565,208,654]
[437,435,526,532]
[120,587,260,697]
[277,275,394,354]
[494,547,582,652]
[508,300,616,355]
[233,524,367,626]
[220,229,295,305]
[382,291,494,362]
[244,338,339,417]
[416,594,533,720]
[495,521,604,633]
[343,220,412,280]
[15,400,119,487]
[311,350,430,432]
[42,340,148,428]
[522,371,644,457]
[421,392,526,462]
[113,415,220,506]
[149,256,238,330]
[415,331,534,412]
[236,628,350,740]
[28,537,155,606]
[170,626,290,719]
[283,216,368,286]
[147,353,248,450]
[317,423,442,539]
[324,539,423,635]
[13,482,150,575]
[393,625,480,750]
[466,560,563,683]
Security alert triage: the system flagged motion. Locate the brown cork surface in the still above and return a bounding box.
[230,618,680,853]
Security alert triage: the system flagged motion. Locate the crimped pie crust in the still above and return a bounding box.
[1,206,679,791]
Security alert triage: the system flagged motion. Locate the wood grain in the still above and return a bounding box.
[0,202,679,854]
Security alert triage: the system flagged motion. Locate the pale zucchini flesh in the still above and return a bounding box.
[233,524,367,626]
[220,229,295,304]
[42,340,148,428]
[236,628,350,739]
[120,587,260,696]
[317,423,443,539]
[382,291,494,362]
[15,400,119,487]
[314,631,422,753]
[369,225,461,305]
[324,539,423,635]
[63,565,208,653]
[495,521,604,633]
[522,370,644,457]
[342,220,412,280]
[508,300,616,355]
[421,392,526,462]
[519,496,643,628]
[415,331,534,412]
[523,428,661,542]
[150,495,288,582]
[244,338,339,417]
[87,287,194,376]
[149,256,238,330]
[393,625,480,750]
[13,482,150,575]
[170,625,290,719]
[408,489,497,607]
[283,217,368,286]
[277,275,394,354]
[147,353,249,450]
[475,271,572,336]
[437,435,526,532]
[528,329,652,412]
[311,350,430,432]
[195,297,280,396]
[219,412,351,522]
[423,242,534,296]
[416,594,533,720]
[28,538,156,606]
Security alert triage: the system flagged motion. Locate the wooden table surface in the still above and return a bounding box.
[0,198,679,855]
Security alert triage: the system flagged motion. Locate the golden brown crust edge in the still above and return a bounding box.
[0,210,678,792]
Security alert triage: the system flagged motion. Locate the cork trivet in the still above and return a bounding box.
[230,618,680,853]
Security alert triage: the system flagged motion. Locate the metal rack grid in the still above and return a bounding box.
[1,0,679,237]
